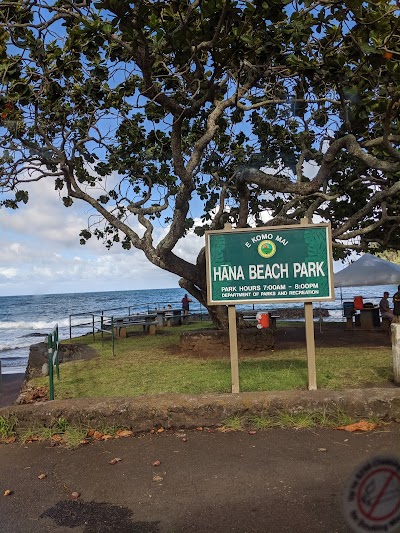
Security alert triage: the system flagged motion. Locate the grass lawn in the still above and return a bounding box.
[31,321,394,399]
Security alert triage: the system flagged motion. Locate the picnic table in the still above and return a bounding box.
[102,313,158,338]
[152,309,188,327]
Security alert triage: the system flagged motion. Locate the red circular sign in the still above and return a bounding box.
[343,456,400,532]
[357,467,400,521]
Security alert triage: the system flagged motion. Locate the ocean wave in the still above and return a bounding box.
[0,344,32,354]
[1,362,28,374]
[0,318,70,330]
[0,355,28,363]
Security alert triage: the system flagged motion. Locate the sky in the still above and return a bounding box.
[0,179,204,296]
[0,166,349,298]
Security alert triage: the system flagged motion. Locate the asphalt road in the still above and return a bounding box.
[1,424,400,533]
[0,373,24,408]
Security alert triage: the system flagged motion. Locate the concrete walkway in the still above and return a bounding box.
[1,423,400,532]
[1,385,400,532]
[0,373,25,408]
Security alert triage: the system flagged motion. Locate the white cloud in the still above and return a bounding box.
[0,268,17,279]
[175,231,204,262]
[0,176,192,296]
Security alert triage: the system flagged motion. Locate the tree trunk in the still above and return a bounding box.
[176,249,233,330]
[178,270,229,329]
[207,305,229,330]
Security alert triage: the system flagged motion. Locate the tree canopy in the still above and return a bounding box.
[0,0,400,325]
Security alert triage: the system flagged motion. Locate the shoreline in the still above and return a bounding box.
[0,373,25,408]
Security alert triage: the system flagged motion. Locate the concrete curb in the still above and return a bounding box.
[1,388,400,431]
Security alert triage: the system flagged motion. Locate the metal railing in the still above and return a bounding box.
[69,305,137,338]
[68,300,207,339]
[48,324,60,400]
[96,314,116,356]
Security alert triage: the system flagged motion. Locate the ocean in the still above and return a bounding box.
[0,284,395,375]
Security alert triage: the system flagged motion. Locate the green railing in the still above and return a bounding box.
[48,324,60,400]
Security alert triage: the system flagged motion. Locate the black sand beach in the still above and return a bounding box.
[0,373,24,408]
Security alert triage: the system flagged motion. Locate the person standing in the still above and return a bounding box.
[181,294,192,315]
[379,291,394,320]
[393,285,400,323]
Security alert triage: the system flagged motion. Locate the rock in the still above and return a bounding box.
[25,342,98,379]
[41,363,49,377]
[180,328,275,356]
[25,343,48,379]
[20,332,48,338]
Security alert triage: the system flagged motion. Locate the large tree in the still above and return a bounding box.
[0,0,400,327]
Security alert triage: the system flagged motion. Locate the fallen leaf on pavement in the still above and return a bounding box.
[196,427,203,431]
[109,458,122,465]
[38,473,47,479]
[157,428,164,433]
[3,489,12,496]
[86,429,95,437]
[100,434,113,441]
[25,436,40,443]
[92,431,104,440]
[3,436,16,444]
[248,430,257,435]
[70,492,81,500]
[152,460,161,467]
[318,448,327,452]
[116,429,133,438]
[152,475,163,482]
[336,421,378,432]
[182,438,188,442]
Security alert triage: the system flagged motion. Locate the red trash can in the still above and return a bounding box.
[256,312,270,329]
[354,296,364,310]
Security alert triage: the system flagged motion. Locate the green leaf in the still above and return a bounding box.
[15,190,29,204]
[62,197,73,207]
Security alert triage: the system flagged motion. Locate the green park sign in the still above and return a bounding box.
[205,224,334,305]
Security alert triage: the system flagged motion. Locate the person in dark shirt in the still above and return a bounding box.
[393,285,400,322]
[181,294,192,315]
